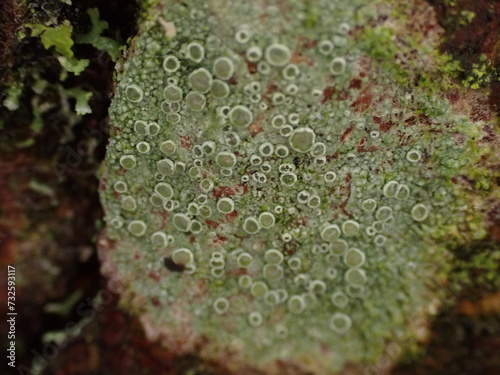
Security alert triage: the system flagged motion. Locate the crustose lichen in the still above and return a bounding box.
[100,0,485,373]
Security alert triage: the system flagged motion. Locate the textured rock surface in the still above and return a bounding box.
[98,0,495,373]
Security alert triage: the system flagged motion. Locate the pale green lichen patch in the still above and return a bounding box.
[100,0,486,373]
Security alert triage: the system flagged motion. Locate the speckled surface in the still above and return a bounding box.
[98,0,493,373]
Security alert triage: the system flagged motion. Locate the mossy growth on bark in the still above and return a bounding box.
[98,0,497,373]
[0,0,136,152]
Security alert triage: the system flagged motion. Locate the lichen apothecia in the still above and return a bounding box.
[100,0,485,372]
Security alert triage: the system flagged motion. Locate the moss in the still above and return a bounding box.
[359,26,399,62]
[76,8,122,62]
[66,88,93,115]
[355,0,499,97]
[27,21,85,72]
[0,1,139,153]
[461,54,496,90]
[429,0,500,105]
[453,244,500,294]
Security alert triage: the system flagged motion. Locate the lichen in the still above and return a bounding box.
[99,0,492,373]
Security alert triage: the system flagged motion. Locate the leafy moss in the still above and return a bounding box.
[67,88,93,115]
[76,8,122,62]
[461,54,496,90]
[28,21,90,74]
[57,56,89,76]
[359,26,399,62]
[29,21,74,58]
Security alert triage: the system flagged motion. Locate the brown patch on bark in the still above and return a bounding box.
[246,60,258,74]
[226,210,238,222]
[373,116,394,133]
[205,219,219,230]
[351,88,373,113]
[215,234,227,244]
[357,137,378,153]
[248,122,264,137]
[349,78,363,89]
[283,241,297,256]
[297,36,317,50]
[180,135,193,150]
[340,125,354,143]
[357,137,368,152]
[321,86,335,104]
[148,271,161,282]
[339,173,352,217]
[212,186,236,199]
